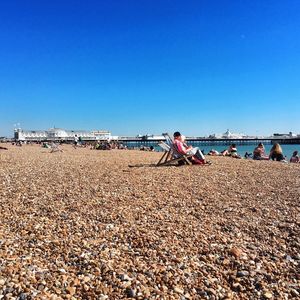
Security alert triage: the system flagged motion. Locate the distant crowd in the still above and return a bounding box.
[91,140,126,150]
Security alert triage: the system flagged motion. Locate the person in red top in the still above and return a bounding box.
[173,131,210,165]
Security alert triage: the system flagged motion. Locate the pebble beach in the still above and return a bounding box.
[0,144,299,299]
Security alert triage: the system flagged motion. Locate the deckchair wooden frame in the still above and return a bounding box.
[156,139,193,166]
[50,142,63,153]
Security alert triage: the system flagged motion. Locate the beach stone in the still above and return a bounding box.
[17,294,27,300]
[237,270,249,277]
[66,286,76,295]
[263,291,273,299]
[290,289,299,297]
[126,288,136,298]
[120,274,132,281]
[174,286,184,294]
[229,247,243,258]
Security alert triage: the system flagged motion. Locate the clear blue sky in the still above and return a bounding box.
[1,0,300,137]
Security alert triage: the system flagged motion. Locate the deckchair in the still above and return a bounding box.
[156,134,193,166]
[50,142,63,153]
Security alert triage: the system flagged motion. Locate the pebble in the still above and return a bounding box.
[174,286,184,294]
[229,247,243,258]
[290,289,299,297]
[126,288,136,298]
[120,274,132,281]
[237,270,249,277]
[263,291,273,299]
[17,294,27,300]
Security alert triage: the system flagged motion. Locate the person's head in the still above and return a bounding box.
[292,150,298,157]
[271,143,282,153]
[258,142,264,148]
[173,131,181,140]
[231,144,236,148]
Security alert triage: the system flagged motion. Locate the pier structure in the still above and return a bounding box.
[11,127,300,146]
[118,137,300,149]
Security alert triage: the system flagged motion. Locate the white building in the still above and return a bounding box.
[273,132,296,138]
[209,129,246,139]
[14,128,112,141]
[91,130,113,140]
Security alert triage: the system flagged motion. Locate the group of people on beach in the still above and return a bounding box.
[91,140,125,150]
[172,131,300,164]
[207,142,299,163]
[251,142,299,163]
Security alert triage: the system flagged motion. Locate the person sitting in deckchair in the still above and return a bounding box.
[173,132,211,165]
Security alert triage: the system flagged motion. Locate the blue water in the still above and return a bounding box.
[123,141,299,159]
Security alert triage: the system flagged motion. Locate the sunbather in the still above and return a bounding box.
[173,132,210,165]
[269,143,286,162]
[290,151,300,163]
[253,143,269,160]
[221,144,241,158]
[208,149,220,156]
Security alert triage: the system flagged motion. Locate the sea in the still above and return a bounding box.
[122,141,299,159]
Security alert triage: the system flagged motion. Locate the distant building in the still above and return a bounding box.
[91,130,112,140]
[209,129,246,139]
[273,132,295,138]
[14,127,112,141]
[137,134,165,140]
[15,129,47,141]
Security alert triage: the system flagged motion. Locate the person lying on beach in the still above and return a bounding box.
[173,132,211,165]
[290,151,300,163]
[253,143,269,160]
[221,144,241,158]
[208,149,220,156]
[269,143,286,162]
[0,146,8,150]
